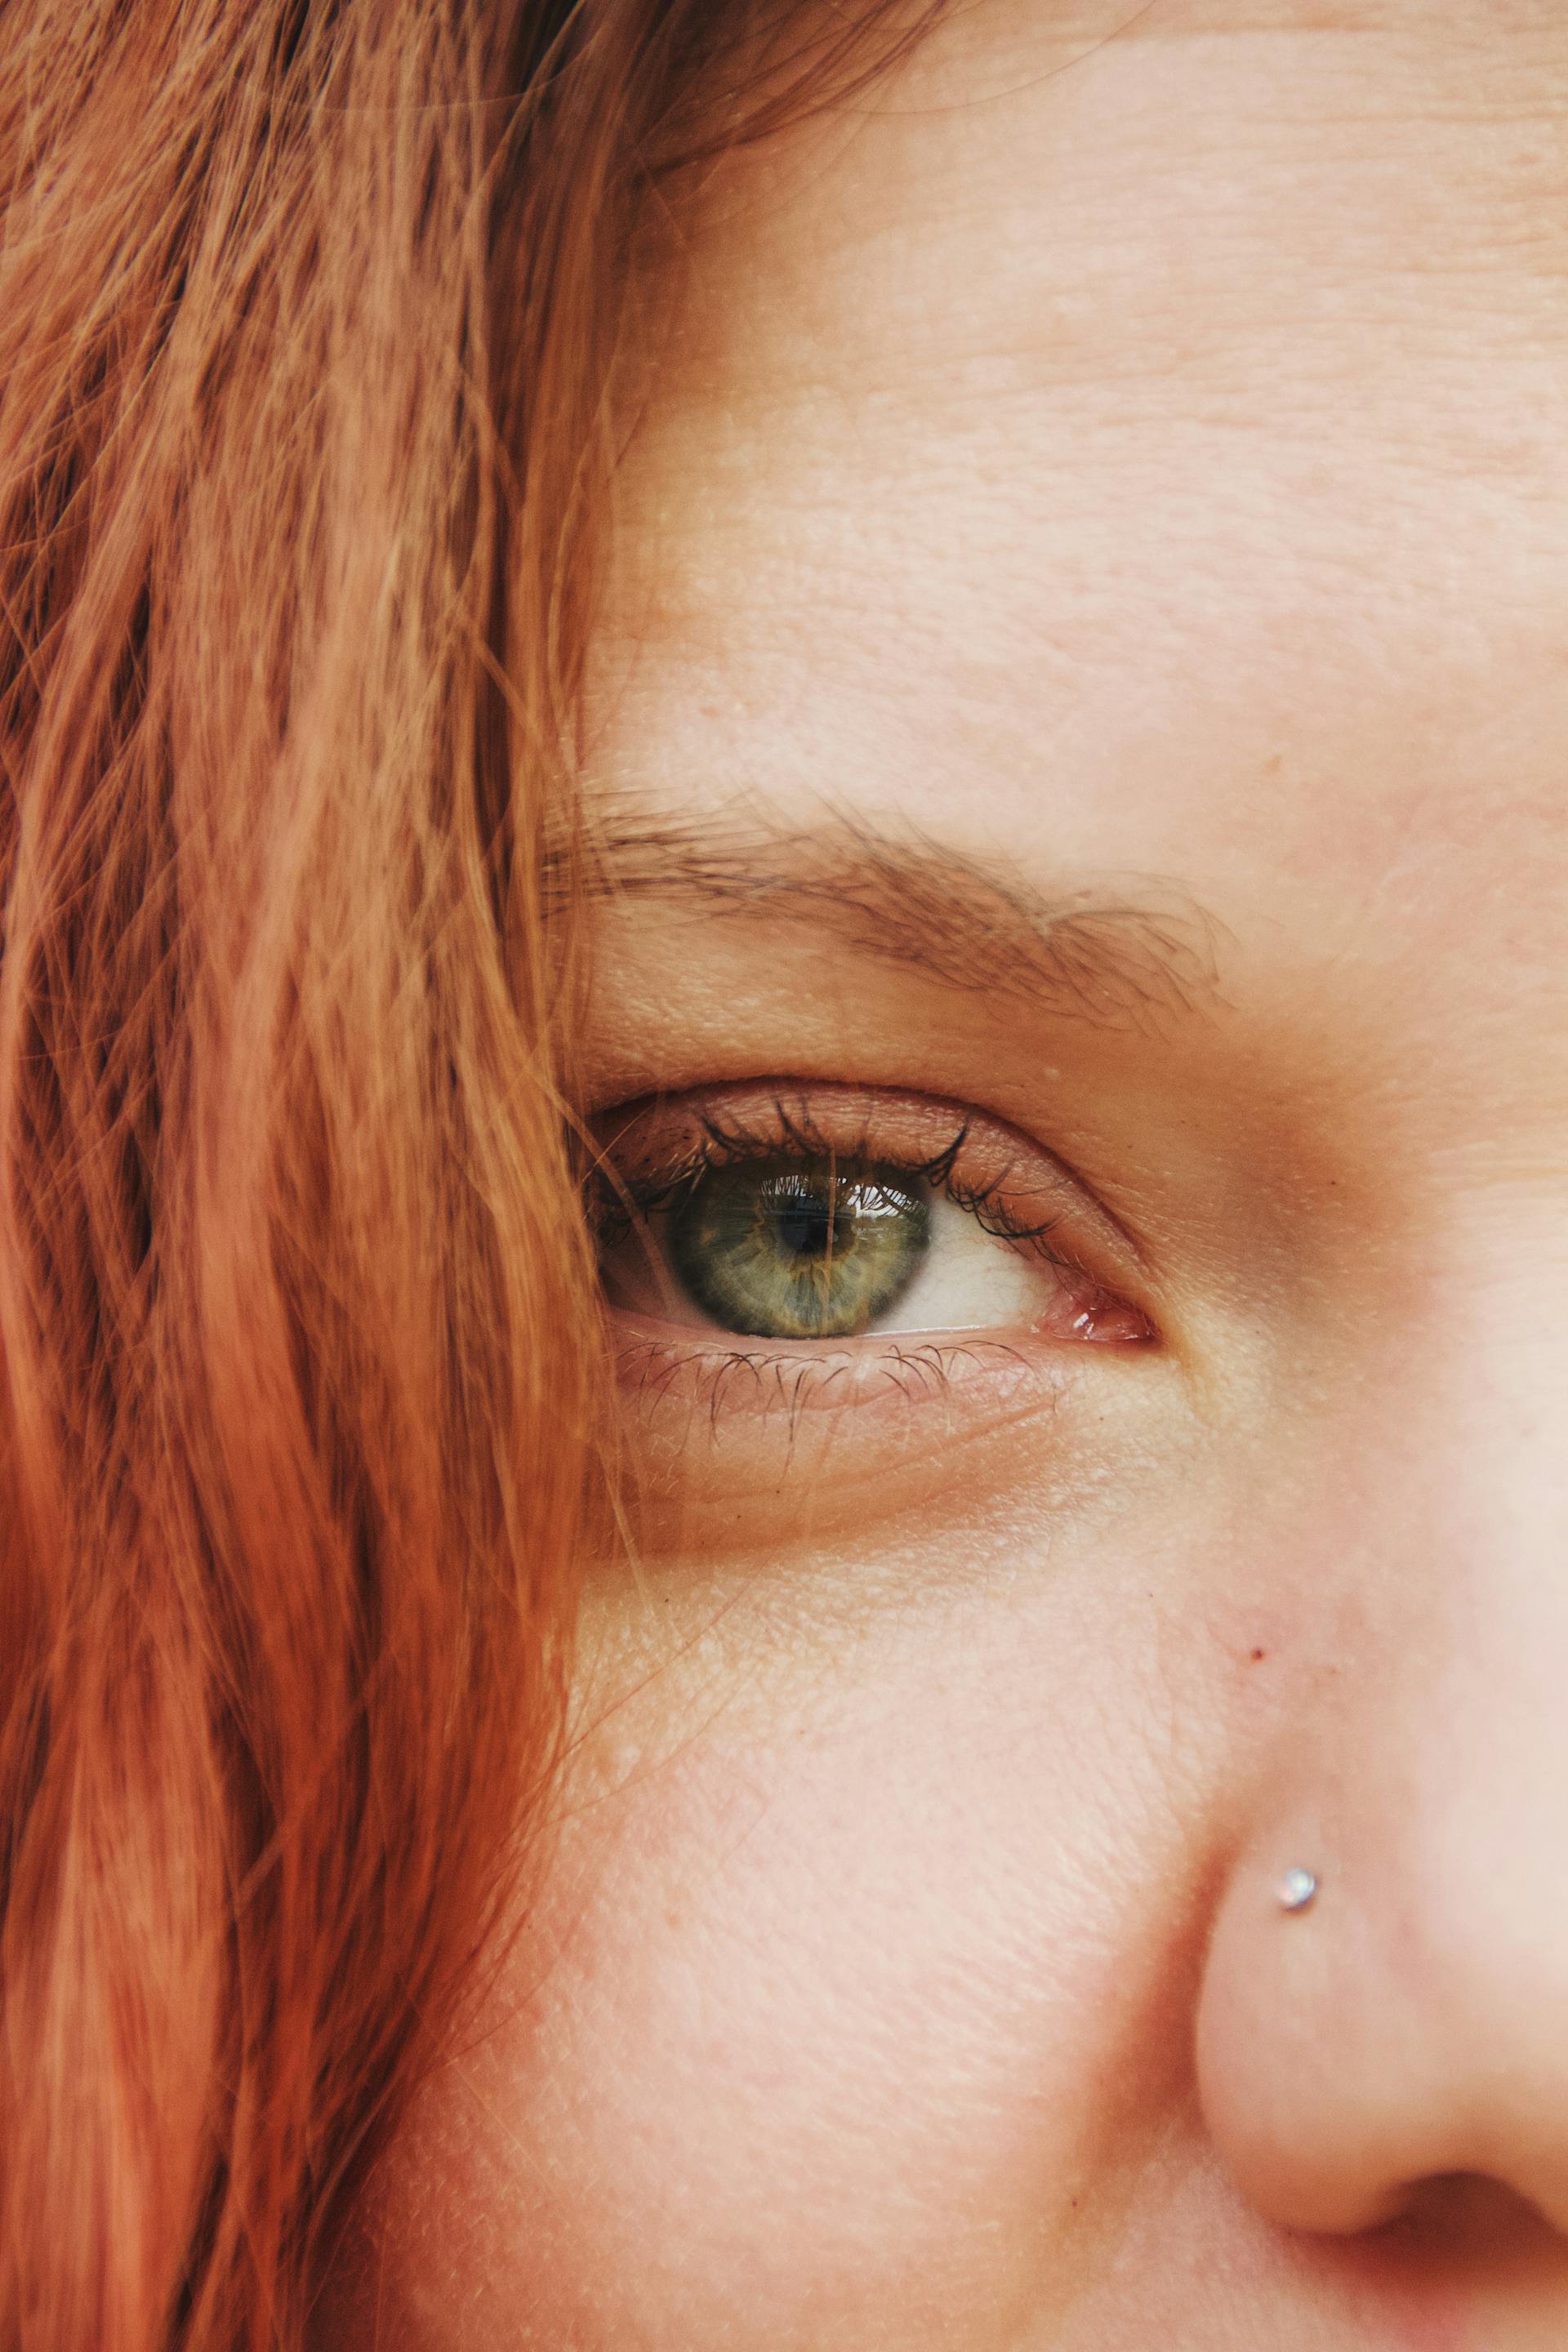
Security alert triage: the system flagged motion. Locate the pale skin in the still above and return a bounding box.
[326,2,1568,2343]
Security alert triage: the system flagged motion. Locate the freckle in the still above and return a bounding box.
[1250,1648,1267,1663]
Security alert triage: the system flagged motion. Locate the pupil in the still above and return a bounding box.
[767,1187,837,1262]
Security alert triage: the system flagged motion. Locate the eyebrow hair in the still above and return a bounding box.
[570,809,1227,1037]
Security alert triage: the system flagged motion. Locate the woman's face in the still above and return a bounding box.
[333,2,1568,2342]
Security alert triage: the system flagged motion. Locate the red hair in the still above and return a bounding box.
[0,6,942,2345]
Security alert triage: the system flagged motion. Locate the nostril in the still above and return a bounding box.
[1374,2172,1556,2260]
[1300,2175,1568,2343]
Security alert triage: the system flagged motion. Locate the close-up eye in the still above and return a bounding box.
[590,1085,1156,1363]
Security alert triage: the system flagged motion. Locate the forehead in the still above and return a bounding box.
[595,0,1568,1055]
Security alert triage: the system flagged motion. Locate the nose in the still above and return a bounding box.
[1195,1355,1568,2239]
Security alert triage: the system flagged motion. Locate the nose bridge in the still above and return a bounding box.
[1341,1212,1568,1669]
[1323,1227,1568,1757]
[1194,1253,1568,2236]
[1383,1257,1568,1775]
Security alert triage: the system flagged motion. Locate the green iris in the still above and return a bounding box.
[667,1156,929,1339]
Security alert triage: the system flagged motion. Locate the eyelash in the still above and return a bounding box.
[590,1095,1070,1259]
[613,1332,1040,1437]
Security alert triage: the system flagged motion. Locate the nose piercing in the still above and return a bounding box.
[1276,1868,1319,1913]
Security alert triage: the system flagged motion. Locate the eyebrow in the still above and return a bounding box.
[569,810,1227,1037]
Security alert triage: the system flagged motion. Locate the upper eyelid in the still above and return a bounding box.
[595,1088,1014,1221]
[599,1082,1036,1178]
[588,1080,1151,1274]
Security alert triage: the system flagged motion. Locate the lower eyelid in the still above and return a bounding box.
[610,1296,1153,1427]
[613,1328,1048,1428]
[604,1321,1183,1559]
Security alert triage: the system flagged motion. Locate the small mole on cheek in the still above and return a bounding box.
[1250,1649,1267,1663]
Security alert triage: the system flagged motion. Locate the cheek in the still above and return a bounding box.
[372,1597,1207,2352]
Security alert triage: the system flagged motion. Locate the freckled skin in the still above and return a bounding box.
[321,5,1568,2345]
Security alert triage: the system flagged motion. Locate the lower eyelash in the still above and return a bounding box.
[617,1333,1035,1440]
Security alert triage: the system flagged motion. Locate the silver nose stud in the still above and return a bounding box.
[1276,1868,1319,1914]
